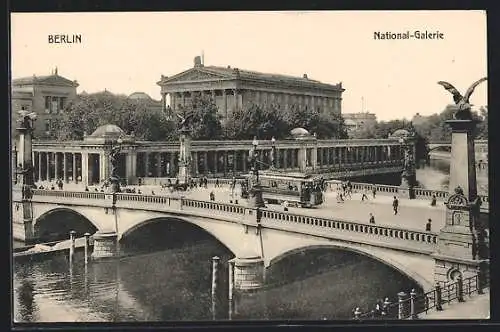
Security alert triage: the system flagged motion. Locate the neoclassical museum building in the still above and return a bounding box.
[27,124,406,187]
[157,56,345,121]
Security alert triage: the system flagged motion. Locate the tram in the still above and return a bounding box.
[243,170,324,208]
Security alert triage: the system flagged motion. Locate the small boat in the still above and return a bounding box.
[13,237,93,263]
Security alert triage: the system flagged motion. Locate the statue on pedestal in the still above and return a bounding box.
[16,110,37,198]
[175,108,194,189]
[437,77,487,120]
[108,144,122,193]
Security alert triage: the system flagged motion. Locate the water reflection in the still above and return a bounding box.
[13,241,422,322]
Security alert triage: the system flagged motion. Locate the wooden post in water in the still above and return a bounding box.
[84,232,90,265]
[228,259,235,319]
[69,230,76,264]
[211,256,220,320]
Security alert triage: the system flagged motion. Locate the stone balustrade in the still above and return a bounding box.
[32,189,106,200]
[21,188,440,252]
[260,209,438,246]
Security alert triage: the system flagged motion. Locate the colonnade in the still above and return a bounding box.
[31,143,403,187]
[162,89,342,118]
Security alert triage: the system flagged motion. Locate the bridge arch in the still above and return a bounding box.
[268,244,434,291]
[116,213,256,258]
[34,207,100,242]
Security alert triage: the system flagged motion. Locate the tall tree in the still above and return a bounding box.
[185,94,224,140]
[51,92,177,141]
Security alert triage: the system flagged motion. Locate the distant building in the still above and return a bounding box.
[342,112,377,137]
[412,113,427,126]
[157,56,345,122]
[127,92,163,112]
[11,68,79,139]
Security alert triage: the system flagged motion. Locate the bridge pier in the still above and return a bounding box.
[229,255,265,292]
[91,230,118,260]
[432,116,489,285]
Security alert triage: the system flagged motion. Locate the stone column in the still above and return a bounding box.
[311,146,318,170]
[169,153,175,176]
[156,153,162,177]
[298,146,307,172]
[126,151,137,184]
[38,152,43,181]
[81,152,88,186]
[144,152,150,177]
[192,151,199,176]
[203,151,208,174]
[54,152,59,180]
[100,152,108,183]
[161,93,166,112]
[213,151,218,174]
[223,90,228,118]
[63,153,68,182]
[242,151,248,173]
[223,150,228,175]
[233,150,237,173]
[282,149,288,170]
[45,152,50,181]
[233,89,239,110]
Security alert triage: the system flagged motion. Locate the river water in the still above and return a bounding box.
[12,158,487,323]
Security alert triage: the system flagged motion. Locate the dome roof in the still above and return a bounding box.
[89,124,125,138]
[391,129,410,138]
[290,127,311,137]
[128,91,152,100]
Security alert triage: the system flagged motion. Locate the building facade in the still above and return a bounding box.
[157,56,344,121]
[343,112,377,137]
[11,68,79,139]
[27,124,405,187]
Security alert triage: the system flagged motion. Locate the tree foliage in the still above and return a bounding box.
[51,92,178,141]
[224,103,348,140]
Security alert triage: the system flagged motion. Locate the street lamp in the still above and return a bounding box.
[248,136,265,209]
[13,143,18,185]
[270,137,276,169]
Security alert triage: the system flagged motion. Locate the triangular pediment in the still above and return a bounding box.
[37,75,79,87]
[159,68,231,85]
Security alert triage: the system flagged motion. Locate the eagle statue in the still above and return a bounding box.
[437,77,487,120]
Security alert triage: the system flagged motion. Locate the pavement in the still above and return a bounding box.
[36,181,447,233]
[420,289,490,320]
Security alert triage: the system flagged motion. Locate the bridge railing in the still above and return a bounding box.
[326,180,488,209]
[180,198,247,216]
[354,272,489,320]
[260,209,438,248]
[31,189,107,200]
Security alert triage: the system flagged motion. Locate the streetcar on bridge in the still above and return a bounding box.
[243,170,324,208]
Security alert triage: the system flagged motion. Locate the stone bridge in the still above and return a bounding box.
[428,140,488,158]
[12,189,454,292]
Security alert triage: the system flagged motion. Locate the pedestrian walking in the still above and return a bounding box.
[369,213,375,224]
[361,189,368,201]
[215,178,220,188]
[392,196,399,215]
[337,192,344,203]
[430,194,437,207]
[372,186,377,199]
[426,218,432,231]
[282,200,289,212]
[210,191,215,201]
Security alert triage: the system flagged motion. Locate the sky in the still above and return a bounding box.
[11,11,487,121]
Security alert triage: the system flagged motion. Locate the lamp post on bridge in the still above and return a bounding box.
[270,136,276,170]
[248,136,266,209]
[14,110,37,243]
[397,128,416,199]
